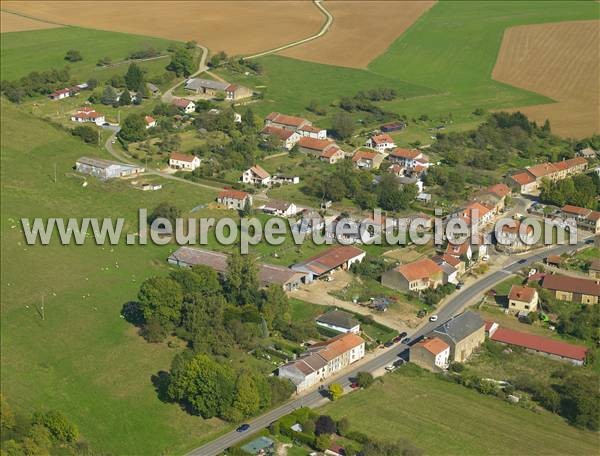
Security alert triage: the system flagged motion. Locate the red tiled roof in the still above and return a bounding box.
[266,112,308,128]
[249,165,270,179]
[415,337,449,355]
[501,220,534,234]
[309,332,364,361]
[170,152,197,162]
[320,146,342,159]
[486,183,511,198]
[542,274,600,297]
[218,189,250,201]
[511,172,536,186]
[298,136,335,152]
[370,133,394,145]
[298,124,322,133]
[173,98,193,108]
[561,205,591,216]
[261,125,296,141]
[352,150,377,162]
[445,241,470,257]
[527,162,559,178]
[225,84,238,92]
[299,246,365,274]
[490,326,587,361]
[442,254,461,267]
[508,285,537,303]
[73,109,103,119]
[390,147,421,159]
[144,115,155,124]
[396,258,443,282]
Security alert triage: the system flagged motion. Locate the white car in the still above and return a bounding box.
[429,315,438,322]
[385,364,395,372]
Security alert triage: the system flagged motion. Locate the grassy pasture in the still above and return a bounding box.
[0,101,228,454]
[0,26,175,81]
[322,366,599,455]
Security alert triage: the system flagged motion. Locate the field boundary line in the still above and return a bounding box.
[1,8,70,27]
[245,0,333,60]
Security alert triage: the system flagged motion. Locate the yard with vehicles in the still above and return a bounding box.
[320,364,599,455]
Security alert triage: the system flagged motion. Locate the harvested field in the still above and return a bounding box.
[1,1,323,55]
[280,0,436,68]
[493,20,600,138]
[0,10,60,32]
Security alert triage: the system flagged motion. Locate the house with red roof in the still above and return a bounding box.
[541,273,600,304]
[381,257,444,292]
[410,337,450,371]
[365,133,396,153]
[225,83,252,101]
[508,285,539,313]
[388,147,429,169]
[297,123,327,140]
[144,115,156,129]
[319,146,345,164]
[472,183,511,213]
[70,106,105,125]
[496,220,535,253]
[508,158,588,195]
[169,152,201,171]
[49,87,74,100]
[241,165,271,186]
[260,125,301,150]
[297,136,339,156]
[216,189,253,210]
[264,112,311,131]
[560,205,600,234]
[172,98,196,114]
[352,148,384,169]
[486,322,588,366]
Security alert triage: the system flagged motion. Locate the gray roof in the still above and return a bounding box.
[76,156,139,170]
[241,437,275,454]
[431,311,484,344]
[316,310,359,330]
[185,78,229,91]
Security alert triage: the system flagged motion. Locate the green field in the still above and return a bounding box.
[0,101,228,454]
[1,26,175,81]
[322,367,598,455]
[219,1,598,125]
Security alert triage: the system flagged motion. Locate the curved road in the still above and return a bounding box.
[244,0,333,60]
[186,235,594,456]
[161,43,209,104]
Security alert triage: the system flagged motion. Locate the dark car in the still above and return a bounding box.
[456,282,464,290]
[399,331,408,339]
[384,341,394,348]
[350,382,359,389]
[393,359,405,367]
[401,337,411,345]
[518,259,527,264]
[236,424,250,432]
[585,239,594,244]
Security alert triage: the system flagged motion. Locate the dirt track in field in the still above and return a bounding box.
[492,20,599,138]
[0,10,60,32]
[280,0,435,68]
[0,1,323,55]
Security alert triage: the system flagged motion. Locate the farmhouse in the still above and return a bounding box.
[241,165,271,186]
[297,124,327,139]
[260,125,300,150]
[316,310,360,334]
[169,152,200,171]
[167,247,306,291]
[259,200,297,217]
[381,121,405,133]
[365,133,395,153]
[49,87,75,100]
[225,83,252,101]
[70,107,105,125]
[508,158,588,194]
[432,256,459,284]
[429,311,485,363]
[508,285,539,313]
[486,322,587,366]
[278,333,365,392]
[185,78,229,95]
[410,337,450,371]
[144,115,157,129]
[291,245,366,282]
[272,175,300,185]
[352,149,384,170]
[541,274,600,304]
[75,157,144,180]
[264,112,311,131]
[559,205,600,233]
[381,258,444,292]
[216,189,252,210]
[388,148,429,169]
[319,146,345,164]
[172,97,196,114]
[297,137,338,156]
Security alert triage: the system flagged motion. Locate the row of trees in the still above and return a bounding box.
[540,173,600,210]
[1,67,71,103]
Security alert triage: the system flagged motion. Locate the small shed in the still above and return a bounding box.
[546,255,563,267]
[240,436,275,455]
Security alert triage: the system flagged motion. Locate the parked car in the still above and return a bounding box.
[417,309,426,318]
[429,315,438,322]
[236,424,250,432]
[385,364,395,372]
[518,259,527,264]
[350,382,359,389]
[393,359,405,367]
[456,282,464,290]
[398,331,408,339]
[384,341,394,348]
[401,337,411,344]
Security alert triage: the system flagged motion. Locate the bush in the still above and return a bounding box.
[32,410,78,443]
[72,125,99,144]
[65,49,82,62]
[356,371,374,388]
[315,415,336,436]
[141,317,169,342]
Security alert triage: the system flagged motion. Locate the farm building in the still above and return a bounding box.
[49,87,78,100]
[70,107,105,125]
[260,125,300,150]
[316,310,360,334]
[486,322,588,366]
[297,137,338,156]
[507,285,539,313]
[381,121,405,132]
[264,112,311,131]
[429,311,485,363]
[169,152,200,171]
[292,245,366,282]
[507,158,588,195]
[352,149,384,170]
[185,78,229,95]
[297,124,327,139]
[410,337,450,371]
[365,133,395,153]
[224,83,252,101]
[589,260,600,279]
[259,200,297,217]
[541,274,600,304]
[75,157,144,180]
[167,247,306,291]
[319,146,345,164]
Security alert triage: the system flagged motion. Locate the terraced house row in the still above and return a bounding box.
[507,157,588,194]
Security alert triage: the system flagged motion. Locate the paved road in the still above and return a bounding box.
[244,0,333,60]
[161,43,209,104]
[186,236,594,456]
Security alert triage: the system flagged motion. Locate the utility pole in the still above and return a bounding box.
[41,294,45,320]
[54,163,57,183]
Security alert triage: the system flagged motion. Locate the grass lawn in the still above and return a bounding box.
[1,26,176,81]
[0,101,229,454]
[322,366,598,455]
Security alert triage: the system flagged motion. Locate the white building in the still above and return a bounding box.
[410,337,450,371]
[298,124,327,140]
[70,107,105,125]
[172,98,196,114]
[144,115,157,129]
[216,189,252,210]
[75,156,144,180]
[316,310,360,334]
[278,333,365,392]
[169,152,201,171]
[365,133,396,153]
[261,125,301,150]
[241,165,271,186]
[260,200,297,217]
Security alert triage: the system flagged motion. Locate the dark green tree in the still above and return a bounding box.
[125,62,145,92]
